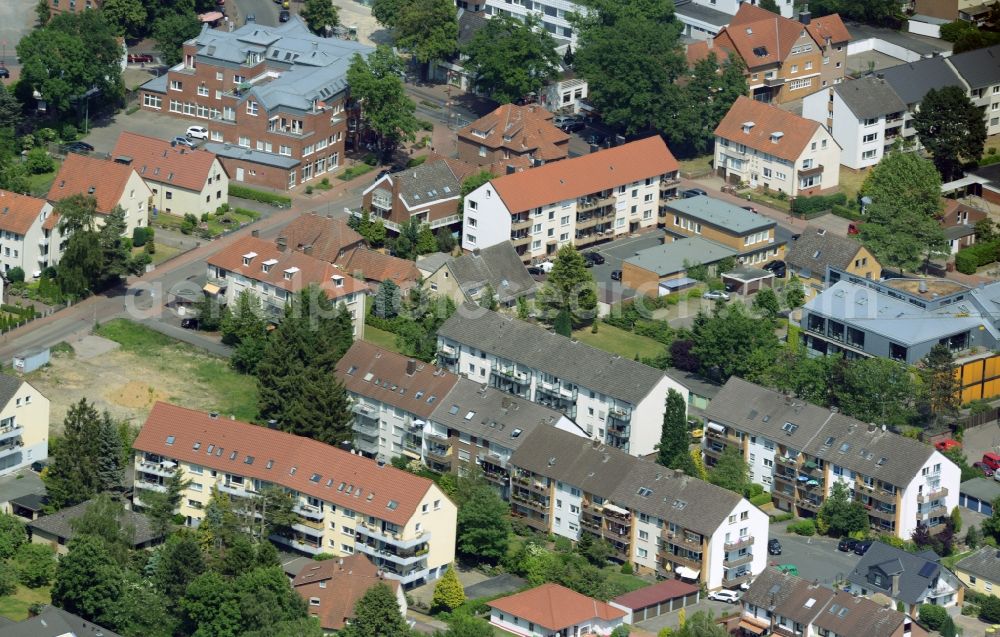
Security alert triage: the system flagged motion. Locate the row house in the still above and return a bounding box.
[48,153,152,239]
[456,104,569,170]
[132,402,457,587]
[0,191,64,278]
[461,136,680,262]
[784,227,881,299]
[663,195,784,267]
[436,307,689,456]
[205,235,368,339]
[714,4,850,104]
[0,374,49,478]
[507,425,769,590]
[139,17,371,191]
[703,377,961,539]
[714,95,840,196]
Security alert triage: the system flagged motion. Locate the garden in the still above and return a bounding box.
[152,204,260,239]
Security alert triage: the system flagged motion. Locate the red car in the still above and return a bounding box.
[128,53,154,64]
[974,461,995,477]
[848,221,863,235]
[934,439,961,453]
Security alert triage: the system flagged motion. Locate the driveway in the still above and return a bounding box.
[636,598,737,634]
[586,229,667,291]
[769,529,861,587]
[0,0,35,69]
[82,109,208,154]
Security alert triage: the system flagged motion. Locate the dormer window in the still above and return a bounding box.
[262,258,278,273]
[242,252,257,266]
[332,275,344,288]
[742,121,755,134]
[770,132,784,143]
[284,266,299,280]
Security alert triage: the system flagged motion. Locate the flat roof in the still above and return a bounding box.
[625,237,737,276]
[203,142,300,169]
[665,195,774,234]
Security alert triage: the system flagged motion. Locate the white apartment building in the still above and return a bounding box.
[0,191,63,278]
[462,136,679,263]
[48,153,152,238]
[436,308,688,457]
[704,378,961,540]
[0,375,49,477]
[133,402,457,587]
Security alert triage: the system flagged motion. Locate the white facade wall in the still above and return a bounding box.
[147,157,229,218]
[746,435,778,492]
[552,481,583,540]
[0,204,63,278]
[0,381,49,477]
[632,515,661,572]
[714,128,839,195]
[116,171,153,237]
[707,500,769,590]
[462,183,512,253]
[490,611,622,637]
[483,0,581,43]
[898,450,961,540]
[966,82,1000,136]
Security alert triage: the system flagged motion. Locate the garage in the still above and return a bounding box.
[610,579,700,623]
[960,478,1000,515]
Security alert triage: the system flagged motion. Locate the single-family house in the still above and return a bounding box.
[941,200,986,254]
[29,499,163,555]
[488,583,627,636]
[457,104,569,171]
[0,191,63,278]
[784,226,880,296]
[335,247,422,293]
[847,542,962,614]
[277,213,365,262]
[955,547,1000,598]
[421,241,537,307]
[291,554,407,632]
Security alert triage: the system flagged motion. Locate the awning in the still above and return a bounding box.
[675,566,700,580]
[660,277,698,290]
[803,461,817,470]
[603,503,629,516]
[738,620,767,635]
[203,283,222,295]
[706,422,726,433]
[199,11,223,21]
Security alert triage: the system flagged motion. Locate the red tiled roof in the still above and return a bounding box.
[278,213,366,264]
[208,235,367,301]
[806,14,850,45]
[714,95,821,163]
[335,248,421,287]
[134,402,437,526]
[0,190,50,235]
[48,153,137,215]
[459,104,569,162]
[112,132,222,192]
[293,554,401,631]
[685,40,732,67]
[717,4,809,69]
[42,213,60,231]
[489,583,627,630]
[611,579,699,610]
[489,136,678,214]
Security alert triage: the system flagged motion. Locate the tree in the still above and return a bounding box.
[301,0,339,35]
[69,495,136,565]
[51,535,124,626]
[456,480,510,564]
[45,399,104,510]
[0,84,22,132]
[394,0,457,69]
[432,564,466,612]
[784,274,805,309]
[94,412,125,493]
[553,307,573,337]
[153,12,202,66]
[656,389,688,469]
[371,0,404,27]
[36,0,50,25]
[221,289,267,374]
[462,14,560,103]
[0,563,16,597]
[436,228,456,253]
[374,279,401,319]
[459,170,493,214]
[479,283,498,311]
[669,54,747,157]
[195,294,227,332]
[674,610,728,637]
[913,86,987,181]
[981,595,1000,623]
[537,244,597,325]
[758,0,780,11]
[0,513,26,560]
[940,615,958,637]
[13,543,57,588]
[341,582,414,637]
[809,0,901,26]
[197,487,242,555]
[707,446,749,495]
[153,531,206,608]
[966,523,981,549]
[178,570,242,636]
[817,481,868,537]
[347,47,419,159]
[921,343,960,424]
[983,497,1000,542]
[834,356,916,426]
[416,223,438,255]
[441,613,495,637]
[917,604,948,631]
[859,149,946,272]
[100,0,147,37]
[691,303,780,382]
[142,469,190,537]
[751,287,781,320]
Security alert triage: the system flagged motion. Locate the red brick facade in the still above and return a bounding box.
[48,0,100,15]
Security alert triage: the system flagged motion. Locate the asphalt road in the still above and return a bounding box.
[769,529,861,587]
[232,0,282,27]
[0,0,36,71]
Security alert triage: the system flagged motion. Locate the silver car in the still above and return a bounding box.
[703,290,730,301]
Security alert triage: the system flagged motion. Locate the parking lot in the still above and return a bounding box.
[636,597,737,634]
[769,528,861,587]
[82,109,208,155]
[583,229,667,291]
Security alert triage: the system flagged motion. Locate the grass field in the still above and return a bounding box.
[838,165,867,201]
[26,164,60,198]
[0,585,51,621]
[572,323,666,360]
[679,154,713,177]
[132,243,182,266]
[364,325,402,353]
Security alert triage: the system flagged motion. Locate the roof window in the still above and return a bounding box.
[166,435,175,445]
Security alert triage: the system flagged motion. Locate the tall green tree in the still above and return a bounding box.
[153,12,202,66]
[656,389,688,469]
[13,543,56,588]
[758,0,780,12]
[553,307,573,337]
[44,398,103,510]
[178,570,243,636]
[301,0,340,35]
[142,469,191,537]
[0,513,26,560]
[371,0,404,27]
[669,54,747,156]
[69,494,136,565]
[859,149,946,272]
[817,481,868,536]
[691,303,780,382]
[153,531,206,608]
[751,287,781,320]
[674,611,729,637]
[920,344,960,425]
[51,535,125,626]
[347,47,420,159]
[94,412,125,493]
[479,283,498,311]
[100,0,147,37]
[835,356,916,426]
[0,84,22,131]
[221,289,267,374]
[785,274,806,309]
[462,14,560,103]
[808,0,901,26]
[340,582,415,637]
[374,279,401,319]
[537,244,597,325]
[456,476,510,564]
[432,564,466,612]
[913,86,987,181]
[707,445,749,495]
[393,0,457,69]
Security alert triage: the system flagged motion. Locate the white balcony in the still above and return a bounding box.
[137,460,177,478]
[135,479,167,493]
[355,522,431,549]
[354,541,429,566]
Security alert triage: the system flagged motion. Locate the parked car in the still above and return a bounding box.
[934,439,961,453]
[536,261,555,273]
[31,459,49,473]
[703,290,730,301]
[527,266,546,277]
[562,121,586,133]
[707,589,741,603]
[848,221,862,235]
[681,188,707,198]
[768,539,782,555]
[586,134,606,146]
[181,318,200,330]
[172,136,196,148]
[246,13,256,22]
[0,66,9,80]
[974,461,995,477]
[984,452,1000,472]
[186,125,209,139]
[584,251,605,265]
[742,205,757,213]
[128,53,154,64]
[763,260,787,278]
[279,9,291,21]
[552,114,577,128]
[853,540,873,556]
[837,538,858,552]
[64,141,95,154]
[611,270,622,281]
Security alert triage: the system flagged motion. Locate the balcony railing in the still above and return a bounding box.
[917,487,948,503]
[724,571,753,585]
[354,541,428,566]
[724,553,754,568]
[665,531,703,550]
[293,503,324,520]
[355,522,430,549]
[137,460,177,478]
[724,536,754,551]
[135,478,167,493]
[511,492,549,512]
[292,519,324,535]
[352,403,377,417]
[577,195,615,212]
[492,366,530,383]
[353,421,378,436]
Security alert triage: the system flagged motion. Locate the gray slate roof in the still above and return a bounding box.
[437,308,668,405]
[457,9,489,46]
[960,477,1000,503]
[664,368,721,401]
[625,237,736,276]
[0,469,45,506]
[880,56,964,106]
[0,374,22,410]
[395,160,463,208]
[848,542,942,605]
[416,252,452,276]
[28,499,162,547]
[955,547,1000,583]
[946,44,1000,89]
[448,242,538,303]
[664,196,774,234]
[673,1,732,27]
[785,228,867,275]
[0,606,122,637]
[203,142,301,169]
[833,75,908,120]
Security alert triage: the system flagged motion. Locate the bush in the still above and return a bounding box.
[917,603,948,631]
[407,155,428,168]
[955,240,1000,274]
[831,204,863,221]
[132,227,148,247]
[363,153,378,166]
[13,543,55,588]
[125,105,139,115]
[620,561,633,575]
[788,519,816,536]
[418,119,434,131]
[233,207,261,220]
[5,267,24,284]
[25,147,54,174]
[305,185,314,194]
[981,595,1000,623]
[770,511,795,523]
[750,492,772,506]
[791,192,847,218]
[60,123,78,142]
[227,184,292,207]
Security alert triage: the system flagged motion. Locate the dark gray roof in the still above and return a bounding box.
[624,237,737,276]
[834,75,908,120]
[457,9,488,46]
[955,547,1000,583]
[742,568,809,611]
[665,196,774,234]
[28,500,163,547]
[203,142,300,169]
[396,160,463,207]
[0,374,23,410]
[944,224,976,241]
[0,606,122,637]
[960,477,1000,503]
[673,1,732,27]
[786,227,868,275]
[665,368,721,401]
[510,427,632,500]
[139,74,169,95]
[10,493,46,512]
[880,56,964,106]
[0,469,45,505]
[946,44,1000,89]
[416,252,452,275]
[448,242,538,303]
[848,542,942,605]
[437,308,668,405]
[430,378,572,450]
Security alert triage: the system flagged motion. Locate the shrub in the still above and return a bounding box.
[13,543,55,588]
[788,519,816,536]
[831,204,863,221]
[132,227,148,247]
[955,240,1000,274]
[620,561,633,574]
[750,492,772,506]
[419,119,434,131]
[981,595,1000,623]
[200,212,210,222]
[305,185,314,194]
[60,123,78,142]
[363,153,378,166]
[791,192,847,218]
[25,147,54,174]
[5,267,24,284]
[917,603,948,631]
[126,105,139,115]
[770,511,795,523]
[407,155,428,168]
[748,484,764,497]
[227,184,292,207]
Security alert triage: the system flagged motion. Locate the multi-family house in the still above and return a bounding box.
[0,374,48,478]
[457,104,569,171]
[784,227,880,297]
[436,307,688,456]
[111,132,229,217]
[955,547,1000,598]
[662,196,784,267]
[0,191,63,278]
[847,542,962,613]
[421,241,538,307]
[942,44,1000,136]
[139,17,371,191]
[714,4,850,104]
[462,136,680,262]
[915,0,992,22]
[335,248,423,293]
[132,402,457,586]
[507,425,769,589]
[940,200,986,255]
[704,377,961,539]
[47,0,100,15]
[47,153,152,237]
[740,568,927,637]
[361,156,476,236]
[205,235,368,338]
[714,96,840,196]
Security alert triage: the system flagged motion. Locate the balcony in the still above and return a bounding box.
[511,491,549,513]
[352,403,377,418]
[797,164,823,176]
[266,125,314,140]
[724,536,753,551]
[292,519,324,536]
[724,553,754,568]
[354,541,429,567]
[666,553,703,571]
[609,406,632,421]
[512,215,531,229]
[137,459,177,478]
[724,571,753,586]
[135,478,167,494]
[512,474,548,494]
[763,75,785,87]
[491,365,530,384]
[293,503,324,520]
[798,499,821,512]
[482,468,509,485]
[776,455,798,467]
[353,420,379,436]
[538,381,577,400]
[218,482,253,498]
[426,443,451,461]
[275,536,323,556]
[869,507,896,521]
[665,531,703,550]
[917,487,948,503]
[355,522,431,549]
[924,504,948,518]
[577,195,615,212]
[438,344,458,360]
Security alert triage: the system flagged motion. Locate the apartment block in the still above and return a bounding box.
[456,104,568,170]
[714,96,840,196]
[139,17,371,191]
[0,375,48,478]
[48,153,152,238]
[361,156,476,235]
[133,402,457,587]
[436,308,688,456]
[0,191,64,278]
[461,136,680,262]
[704,377,960,539]
[662,196,784,267]
[506,425,769,590]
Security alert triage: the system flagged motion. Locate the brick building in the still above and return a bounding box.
[47,0,100,15]
[139,17,371,191]
[456,104,569,171]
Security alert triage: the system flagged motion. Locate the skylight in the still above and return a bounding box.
[465,411,476,420]
[166,435,175,445]
[839,442,851,453]
[310,473,321,483]
[824,436,835,446]
[782,422,798,434]
[637,487,653,497]
[387,500,398,510]
[193,442,201,450]
[207,444,215,454]
[245,456,255,465]
[449,405,460,415]
[266,459,274,469]
[229,450,238,460]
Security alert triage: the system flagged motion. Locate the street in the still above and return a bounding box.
[768,529,861,587]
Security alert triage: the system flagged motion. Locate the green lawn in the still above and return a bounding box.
[603,568,650,593]
[572,323,666,360]
[942,549,973,571]
[152,209,258,238]
[678,154,713,177]
[0,585,51,621]
[364,325,402,353]
[132,243,182,266]
[26,165,60,198]
[838,165,867,202]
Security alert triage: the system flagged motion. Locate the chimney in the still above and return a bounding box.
[918,280,928,294]
[209,411,219,419]
[406,359,417,376]
[251,229,259,238]
[799,5,811,24]
[276,237,287,252]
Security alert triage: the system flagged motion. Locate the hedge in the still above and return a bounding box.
[788,519,816,536]
[955,240,1000,274]
[831,204,863,221]
[750,492,772,506]
[791,192,847,217]
[228,184,292,207]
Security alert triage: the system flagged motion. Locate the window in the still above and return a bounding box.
[805,61,813,70]
[468,200,477,211]
[197,85,209,97]
[170,80,182,91]
[466,234,476,245]
[467,217,477,228]
[789,78,813,91]
[143,94,162,109]
[279,145,291,156]
[862,149,878,160]
[862,132,878,143]
[823,56,830,65]
[238,136,250,148]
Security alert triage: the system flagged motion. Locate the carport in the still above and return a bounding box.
[722,267,774,296]
[611,579,700,623]
[960,478,1000,515]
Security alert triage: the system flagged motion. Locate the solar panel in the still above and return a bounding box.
[918,562,937,578]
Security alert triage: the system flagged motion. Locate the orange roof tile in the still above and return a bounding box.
[0,190,50,235]
[207,235,367,301]
[685,40,732,67]
[488,136,678,214]
[112,132,222,192]
[134,402,437,526]
[293,554,401,631]
[716,3,809,69]
[805,14,850,45]
[48,154,136,215]
[714,95,821,163]
[488,583,627,630]
[278,213,366,264]
[459,104,569,162]
[42,213,60,231]
[335,248,421,287]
